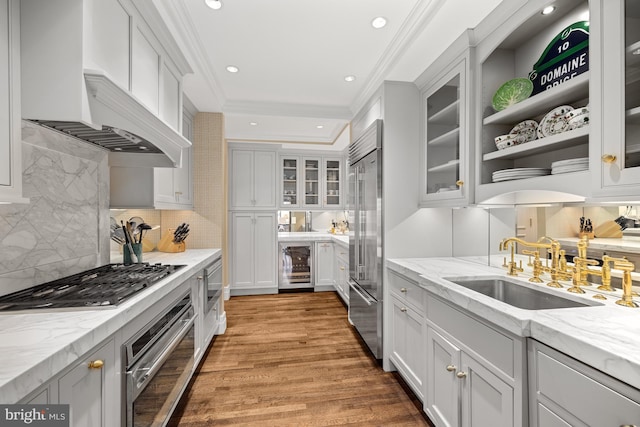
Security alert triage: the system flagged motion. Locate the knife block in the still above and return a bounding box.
[158,229,186,253]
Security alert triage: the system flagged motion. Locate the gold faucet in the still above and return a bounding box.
[521,249,544,283]
[567,256,599,294]
[538,237,571,288]
[605,257,639,308]
[596,255,615,292]
[499,237,562,281]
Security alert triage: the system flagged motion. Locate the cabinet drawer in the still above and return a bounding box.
[532,342,640,426]
[389,270,424,312]
[428,296,515,377]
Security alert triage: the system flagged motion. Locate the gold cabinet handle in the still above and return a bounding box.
[400,307,407,313]
[88,360,104,369]
[602,154,617,164]
[340,266,345,270]
[456,180,464,187]
[456,371,467,379]
[446,365,456,372]
[400,287,407,293]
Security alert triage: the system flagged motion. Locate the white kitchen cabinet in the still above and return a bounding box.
[388,271,426,401]
[425,293,526,427]
[592,0,640,200]
[323,158,343,208]
[334,244,349,304]
[230,212,277,294]
[0,0,26,203]
[280,155,300,208]
[473,0,592,204]
[315,241,335,291]
[230,147,277,209]
[418,31,474,207]
[529,339,640,427]
[153,100,195,209]
[58,339,117,427]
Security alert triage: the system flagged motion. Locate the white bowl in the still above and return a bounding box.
[494,133,525,150]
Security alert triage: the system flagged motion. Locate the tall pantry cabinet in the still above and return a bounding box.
[228,144,278,295]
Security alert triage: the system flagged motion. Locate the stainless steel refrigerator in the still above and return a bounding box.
[348,119,383,359]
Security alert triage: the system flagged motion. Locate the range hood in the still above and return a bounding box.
[25,71,191,168]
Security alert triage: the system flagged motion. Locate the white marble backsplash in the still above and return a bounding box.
[0,122,110,296]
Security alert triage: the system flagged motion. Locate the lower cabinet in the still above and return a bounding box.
[388,271,426,401]
[334,244,349,304]
[21,339,117,427]
[529,339,640,427]
[230,211,277,294]
[315,241,335,291]
[425,295,526,427]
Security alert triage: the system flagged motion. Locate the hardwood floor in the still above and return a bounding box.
[168,291,434,426]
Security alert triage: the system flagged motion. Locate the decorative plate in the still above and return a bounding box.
[510,120,538,142]
[537,105,574,138]
[492,78,534,112]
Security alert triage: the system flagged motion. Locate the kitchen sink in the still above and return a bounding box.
[444,276,597,310]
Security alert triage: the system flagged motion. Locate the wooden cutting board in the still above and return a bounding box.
[594,220,623,238]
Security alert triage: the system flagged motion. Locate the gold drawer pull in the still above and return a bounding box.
[400,307,407,313]
[602,154,617,164]
[88,360,104,369]
[456,371,467,379]
[400,287,407,293]
[456,180,464,187]
[446,365,456,372]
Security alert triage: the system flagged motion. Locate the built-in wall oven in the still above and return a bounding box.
[279,242,314,290]
[123,292,196,427]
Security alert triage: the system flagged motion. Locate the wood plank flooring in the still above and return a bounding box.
[168,291,434,426]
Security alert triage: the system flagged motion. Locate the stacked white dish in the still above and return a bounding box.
[551,157,589,174]
[492,168,550,182]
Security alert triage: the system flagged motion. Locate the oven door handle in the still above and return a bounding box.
[127,313,196,400]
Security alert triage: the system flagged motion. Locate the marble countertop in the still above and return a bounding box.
[277,231,349,247]
[556,236,640,254]
[0,249,221,403]
[387,257,640,389]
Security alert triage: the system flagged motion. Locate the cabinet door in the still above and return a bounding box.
[315,242,335,288]
[253,212,276,288]
[231,150,254,208]
[460,352,514,427]
[597,0,640,196]
[426,327,461,427]
[0,0,24,203]
[231,212,255,288]
[58,339,117,427]
[254,151,276,208]
[280,156,300,208]
[160,62,180,131]
[323,158,342,207]
[175,146,193,205]
[421,60,467,206]
[303,157,321,207]
[131,25,159,114]
[390,297,426,401]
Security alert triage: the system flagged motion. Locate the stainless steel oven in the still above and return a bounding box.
[123,292,196,427]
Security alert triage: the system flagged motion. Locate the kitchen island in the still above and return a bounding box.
[0,249,220,404]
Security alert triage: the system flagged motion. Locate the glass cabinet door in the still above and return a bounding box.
[625,1,640,169]
[424,72,462,198]
[324,158,341,207]
[303,158,320,207]
[281,157,299,207]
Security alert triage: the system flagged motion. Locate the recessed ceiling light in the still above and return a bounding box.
[344,75,356,82]
[371,17,387,29]
[316,125,324,129]
[541,6,555,15]
[205,0,222,10]
[250,122,258,126]
[226,65,239,73]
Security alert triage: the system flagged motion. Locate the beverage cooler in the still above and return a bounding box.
[278,242,314,290]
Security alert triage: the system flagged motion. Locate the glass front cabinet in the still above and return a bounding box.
[280,156,299,208]
[419,31,473,207]
[279,154,343,209]
[323,158,342,207]
[595,0,640,199]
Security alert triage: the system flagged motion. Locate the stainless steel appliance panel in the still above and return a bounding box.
[204,257,223,314]
[348,119,383,359]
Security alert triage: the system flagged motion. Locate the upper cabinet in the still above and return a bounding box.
[230,146,277,210]
[418,31,474,207]
[20,0,192,168]
[278,153,344,210]
[474,0,592,204]
[0,0,26,203]
[593,0,640,199]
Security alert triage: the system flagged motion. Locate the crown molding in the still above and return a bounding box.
[223,101,352,120]
[350,0,446,117]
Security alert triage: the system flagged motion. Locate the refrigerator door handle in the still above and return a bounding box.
[349,280,375,306]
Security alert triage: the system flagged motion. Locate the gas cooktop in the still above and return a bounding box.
[0,263,185,312]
